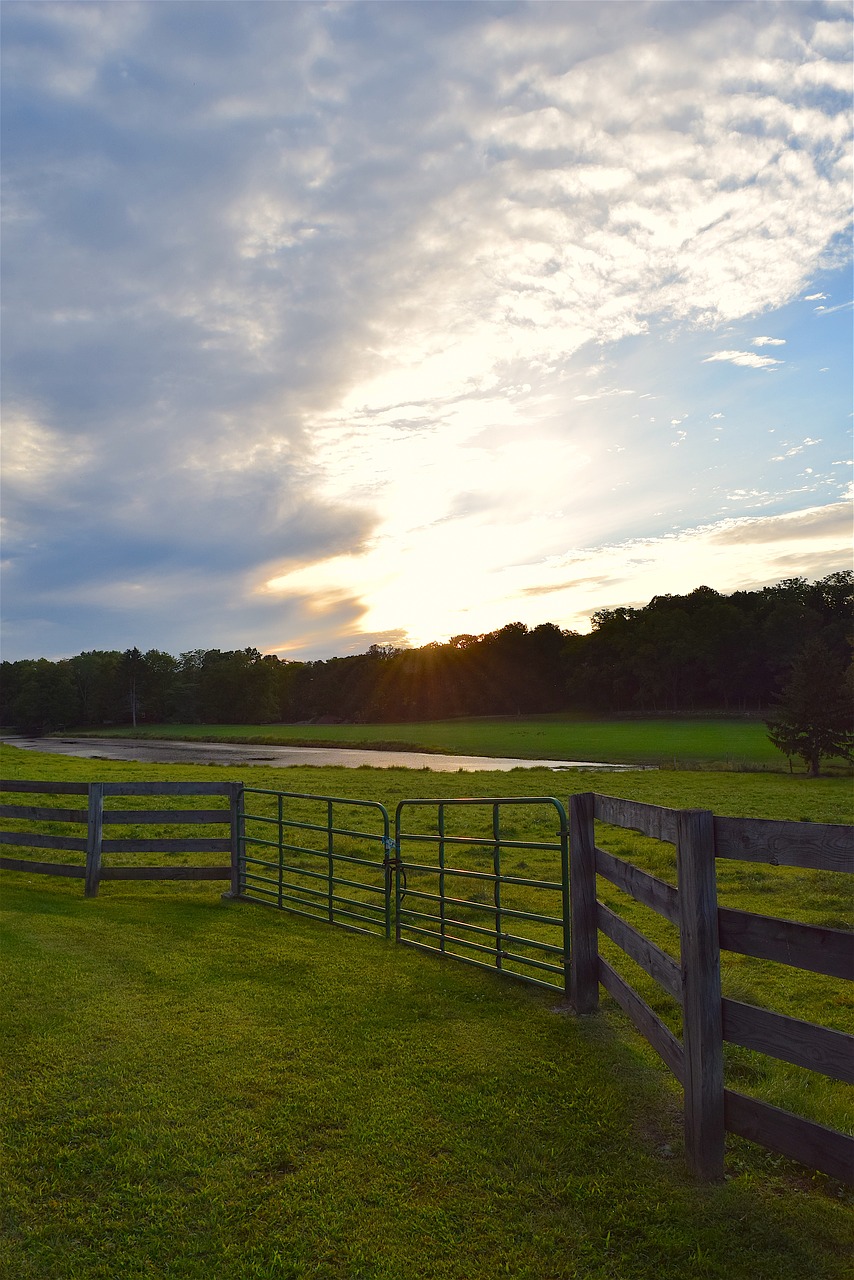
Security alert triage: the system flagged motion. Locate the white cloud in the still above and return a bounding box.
[708,498,852,546]
[702,350,784,369]
[771,437,823,461]
[752,336,786,346]
[813,299,854,316]
[0,409,92,493]
[573,388,635,403]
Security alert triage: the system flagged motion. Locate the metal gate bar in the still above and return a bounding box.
[239,789,391,938]
[394,797,570,993]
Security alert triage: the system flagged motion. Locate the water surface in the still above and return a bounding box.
[2,736,638,772]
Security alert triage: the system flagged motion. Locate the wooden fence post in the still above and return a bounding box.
[570,792,599,1014]
[223,782,244,899]
[677,808,724,1181]
[84,782,104,898]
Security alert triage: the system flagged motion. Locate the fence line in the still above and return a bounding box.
[0,779,241,895]
[2,779,851,1183]
[569,791,853,1183]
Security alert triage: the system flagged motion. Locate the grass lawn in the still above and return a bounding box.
[62,714,808,770]
[2,745,853,1278]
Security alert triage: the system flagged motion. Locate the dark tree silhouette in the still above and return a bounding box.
[122,647,143,728]
[766,637,853,776]
[2,572,850,733]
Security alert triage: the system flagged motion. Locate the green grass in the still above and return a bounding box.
[5,739,854,821]
[62,714,813,770]
[2,744,853,1278]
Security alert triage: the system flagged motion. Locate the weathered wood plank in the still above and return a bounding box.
[85,782,104,898]
[0,780,89,794]
[0,857,85,877]
[722,999,854,1083]
[101,838,231,854]
[595,845,680,924]
[597,901,682,1001]
[0,831,88,852]
[0,804,87,823]
[100,866,231,881]
[724,1089,854,1185]
[102,809,230,825]
[598,956,685,1083]
[570,792,599,1013]
[677,808,724,1181]
[715,816,853,872]
[593,794,678,843]
[718,906,854,980]
[1,852,226,877]
[100,782,233,796]
[227,781,244,899]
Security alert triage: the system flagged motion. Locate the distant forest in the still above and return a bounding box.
[2,573,851,734]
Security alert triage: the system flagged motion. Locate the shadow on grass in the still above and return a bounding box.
[3,876,853,1280]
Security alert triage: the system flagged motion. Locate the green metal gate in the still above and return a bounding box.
[394,797,570,993]
[238,788,392,938]
[237,789,570,992]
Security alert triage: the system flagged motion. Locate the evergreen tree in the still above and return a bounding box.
[766,637,853,776]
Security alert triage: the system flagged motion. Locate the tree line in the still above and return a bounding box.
[1,572,850,734]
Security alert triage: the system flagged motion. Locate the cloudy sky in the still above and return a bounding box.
[2,0,851,663]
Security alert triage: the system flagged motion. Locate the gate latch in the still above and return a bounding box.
[382,836,400,869]
[382,837,407,898]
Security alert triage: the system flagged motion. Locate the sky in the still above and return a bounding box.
[1,0,852,664]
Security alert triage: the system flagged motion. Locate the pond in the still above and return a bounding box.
[2,735,637,772]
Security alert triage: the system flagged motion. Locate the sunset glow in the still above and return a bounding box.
[2,2,851,660]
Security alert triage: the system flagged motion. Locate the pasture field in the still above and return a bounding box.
[2,744,853,1279]
[68,714,802,770]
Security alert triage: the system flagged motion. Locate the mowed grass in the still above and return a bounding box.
[2,744,853,1279]
[68,714,802,769]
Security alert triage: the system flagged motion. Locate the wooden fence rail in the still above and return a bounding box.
[569,792,854,1184]
[0,779,243,896]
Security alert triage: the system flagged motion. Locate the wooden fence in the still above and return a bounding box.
[2,779,851,1182]
[0,780,243,896]
[569,792,853,1183]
